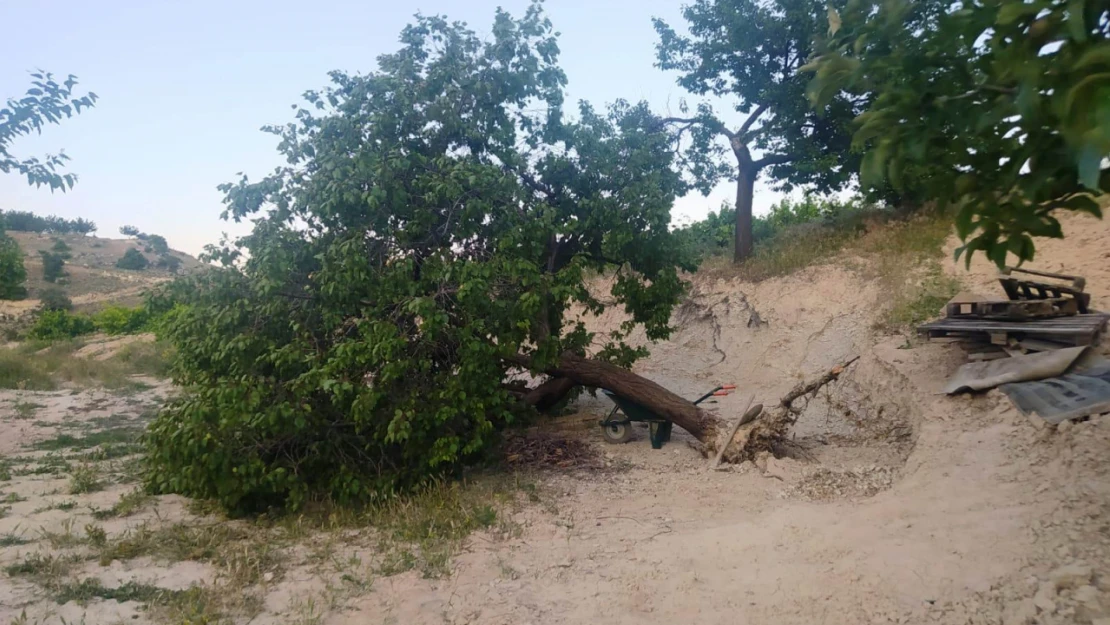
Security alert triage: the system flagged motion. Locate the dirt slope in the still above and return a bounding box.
[1,212,1108,625]
[341,211,1110,624]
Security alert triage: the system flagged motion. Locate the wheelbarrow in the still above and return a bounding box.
[599,384,737,449]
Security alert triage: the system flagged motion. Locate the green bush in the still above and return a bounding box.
[115,249,149,271]
[51,238,72,256]
[29,310,97,341]
[38,287,73,311]
[39,250,67,283]
[0,235,26,300]
[155,254,182,273]
[94,306,151,335]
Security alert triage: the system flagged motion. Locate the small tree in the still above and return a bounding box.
[155,253,182,273]
[654,0,863,262]
[0,234,27,300]
[38,286,72,311]
[145,4,713,512]
[119,225,140,237]
[116,248,149,271]
[72,218,96,235]
[51,238,71,256]
[1,72,97,191]
[39,250,66,283]
[144,234,169,255]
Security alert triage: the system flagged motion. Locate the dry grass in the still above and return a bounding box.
[698,209,959,331]
[0,338,170,390]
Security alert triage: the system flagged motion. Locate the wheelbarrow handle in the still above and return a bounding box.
[693,386,725,405]
[721,384,737,390]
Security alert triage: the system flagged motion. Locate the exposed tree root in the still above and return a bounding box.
[711,356,861,464]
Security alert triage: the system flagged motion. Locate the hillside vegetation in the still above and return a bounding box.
[0,230,200,314]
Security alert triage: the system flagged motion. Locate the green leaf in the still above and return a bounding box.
[996,2,1044,25]
[1065,0,1087,42]
[1076,143,1102,190]
[1074,45,1110,71]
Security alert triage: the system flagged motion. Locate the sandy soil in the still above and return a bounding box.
[1,212,1108,625]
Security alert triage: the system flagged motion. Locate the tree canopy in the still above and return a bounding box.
[654,0,863,261]
[804,0,1109,266]
[1,72,97,192]
[145,4,696,511]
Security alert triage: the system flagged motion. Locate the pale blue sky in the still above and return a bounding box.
[0,0,785,256]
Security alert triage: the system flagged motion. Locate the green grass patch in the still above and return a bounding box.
[12,401,44,420]
[0,532,30,547]
[34,426,144,452]
[69,463,104,494]
[53,578,178,605]
[92,488,152,519]
[4,552,80,587]
[34,499,78,513]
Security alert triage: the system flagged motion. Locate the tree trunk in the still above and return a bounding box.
[733,165,757,263]
[548,353,726,443]
[522,376,577,412]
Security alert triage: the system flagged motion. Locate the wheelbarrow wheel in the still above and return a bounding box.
[601,422,633,444]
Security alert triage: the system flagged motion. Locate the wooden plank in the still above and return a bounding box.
[944,297,1077,320]
[1018,338,1073,352]
[999,277,1091,313]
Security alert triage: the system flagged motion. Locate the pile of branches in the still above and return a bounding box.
[502,429,606,471]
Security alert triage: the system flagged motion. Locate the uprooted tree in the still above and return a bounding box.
[146,3,789,512]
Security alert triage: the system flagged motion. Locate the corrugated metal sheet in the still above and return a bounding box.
[1001,363,1110,424]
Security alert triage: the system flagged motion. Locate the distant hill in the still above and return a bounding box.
[0,231,203,316]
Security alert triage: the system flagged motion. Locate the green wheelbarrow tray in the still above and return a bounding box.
[599,384,736,449]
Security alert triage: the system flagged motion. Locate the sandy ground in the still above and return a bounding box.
[1,212,1109,625]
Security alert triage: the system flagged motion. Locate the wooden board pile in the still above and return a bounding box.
[918,267,1109,361]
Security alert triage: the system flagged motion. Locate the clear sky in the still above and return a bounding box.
[0,0,788,256]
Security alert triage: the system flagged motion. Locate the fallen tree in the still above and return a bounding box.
[515,352,860,463]
[144,4,711,513]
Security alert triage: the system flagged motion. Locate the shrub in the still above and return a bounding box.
[143,234,169,256]
[116,249,149,271]
[38,287,73,311]
[155,254,182,273]
[39,251,67,283]
[29,310,96,341]
[0,235,26,300]
[94,306,150,335]
[119,225,140,237]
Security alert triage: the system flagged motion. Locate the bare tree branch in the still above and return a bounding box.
[752,152,794,170]
[658,116,737,140]
[738,103,769,138]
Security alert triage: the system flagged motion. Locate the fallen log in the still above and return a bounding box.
[512,351,859,462]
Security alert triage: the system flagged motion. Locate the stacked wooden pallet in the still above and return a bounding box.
[918,268,1107,360]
